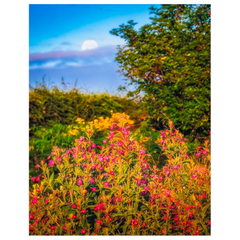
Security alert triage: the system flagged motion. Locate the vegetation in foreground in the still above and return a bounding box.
[29,115,210,235]
[29,4,211,235]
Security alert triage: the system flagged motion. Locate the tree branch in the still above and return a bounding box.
[144,75,162,83]
[204,4,211,17]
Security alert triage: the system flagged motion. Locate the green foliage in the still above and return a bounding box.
[29,83,142,128]
[110,4,211,141]
[29,122,107,171]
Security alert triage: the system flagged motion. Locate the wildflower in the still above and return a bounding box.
[29,214,33,219]
[103,140,107,144]
[173,165,178,169]
[81,209,86,214]
[202,150,207,155]
[92,143,96,148]
[133,220,138,226]
[193,175,197,179]
[80,136,84,142]
[50,226,55,230]
[166,170,170,175]
[140,149,146,155]
[81,229,86,234]
[184,154,188,158]
[99,166,104,171]
[196,153,201,157]
[45,199,49,204]
[48,160,54,167]
[91,187,96,192]
[77,178,83,186]
[31,177,36,182]
[119,150,125,155]
[103,181,109,187]
[72,204,76,208]
[96,219,102,225]
[36,176,40,182]
[72,215,77,219]
[99,156,104,162]
[110,171,114,175]
[117,140,123,146]
[90,177,94,183]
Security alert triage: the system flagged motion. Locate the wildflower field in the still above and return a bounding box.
[29,4,211,236]
[29,86,210,236]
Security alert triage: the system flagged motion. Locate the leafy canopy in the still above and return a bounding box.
[110,4,211,140]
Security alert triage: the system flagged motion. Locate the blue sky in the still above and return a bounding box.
[29,4,158,92]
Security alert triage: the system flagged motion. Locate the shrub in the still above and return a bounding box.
[110,4,210,141]
[29,113,135,170]
[29,119,210,235]
[29,84,143,128]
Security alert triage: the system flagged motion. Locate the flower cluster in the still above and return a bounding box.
[68,112,134,136]
[29,120,210,235]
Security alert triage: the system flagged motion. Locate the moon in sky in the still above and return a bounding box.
[81,40,98,50]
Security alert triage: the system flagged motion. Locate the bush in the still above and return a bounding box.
[29,84,144,128]
[110,4,211,141]
[29,112,135,170]
[29,118,210,235]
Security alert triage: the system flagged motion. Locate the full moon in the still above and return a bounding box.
[81,40,98,50]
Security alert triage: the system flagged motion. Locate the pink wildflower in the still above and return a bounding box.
[103,181,109,187]
[77,178,83,186]
[31,177,36,182]
[202,150,207,155]
[48,160,54,167]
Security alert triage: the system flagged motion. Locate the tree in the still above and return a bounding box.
[110,4,211,141]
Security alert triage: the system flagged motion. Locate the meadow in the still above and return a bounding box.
[29,84,210,235]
